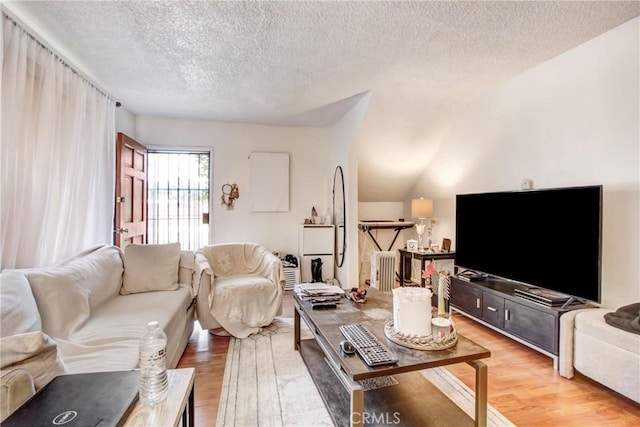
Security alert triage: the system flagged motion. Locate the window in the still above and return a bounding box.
[147,151,210,251]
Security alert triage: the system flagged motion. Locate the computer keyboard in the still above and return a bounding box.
[339,324,398,366]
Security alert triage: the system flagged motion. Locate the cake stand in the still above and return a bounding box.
[384,318,458,351]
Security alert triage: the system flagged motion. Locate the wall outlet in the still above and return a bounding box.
[521,178,534,190]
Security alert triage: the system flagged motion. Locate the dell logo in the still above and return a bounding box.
[52,411,77,425]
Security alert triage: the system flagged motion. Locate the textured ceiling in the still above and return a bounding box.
[5,1,640,201]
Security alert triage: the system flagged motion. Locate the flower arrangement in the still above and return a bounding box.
[422,261,452,316]
[421,260,439,287]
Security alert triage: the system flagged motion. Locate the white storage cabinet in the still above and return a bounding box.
[298,225,335,283]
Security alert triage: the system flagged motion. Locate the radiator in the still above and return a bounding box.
[370,251,396,294]
[283,267,300,291]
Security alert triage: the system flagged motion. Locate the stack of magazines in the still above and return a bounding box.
[294,283,344,303]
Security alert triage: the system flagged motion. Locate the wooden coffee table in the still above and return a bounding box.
[294,288,490,427]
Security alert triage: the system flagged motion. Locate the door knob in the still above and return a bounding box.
[115,227,129,234]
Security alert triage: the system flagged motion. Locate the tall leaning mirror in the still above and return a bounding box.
[333,166,346,267]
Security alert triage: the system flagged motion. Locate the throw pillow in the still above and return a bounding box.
[27,271,91,340]
[26,246,123,339]
[0,331,66,390]
[75,245,124,309]
[121,243,181,294]
[0,271,41,337]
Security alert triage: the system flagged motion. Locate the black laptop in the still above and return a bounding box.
[2,370,139,427]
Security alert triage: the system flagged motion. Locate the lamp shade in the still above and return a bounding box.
[411,198,433,218]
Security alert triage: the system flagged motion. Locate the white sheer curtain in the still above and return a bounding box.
[1,14,115,269]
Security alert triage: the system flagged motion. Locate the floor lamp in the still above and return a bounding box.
[411,198,434,251]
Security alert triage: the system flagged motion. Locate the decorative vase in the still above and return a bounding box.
[415,222,426,251]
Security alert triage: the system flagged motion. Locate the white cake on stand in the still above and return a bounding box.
[385,286,458,350]
[392,287,433,337]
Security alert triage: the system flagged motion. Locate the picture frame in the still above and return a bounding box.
[441,238,452,253]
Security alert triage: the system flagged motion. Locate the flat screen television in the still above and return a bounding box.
[455,185,602,303]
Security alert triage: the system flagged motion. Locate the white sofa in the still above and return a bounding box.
[195,242,285,338]
[0,244,198,420]
[559,306,640,403]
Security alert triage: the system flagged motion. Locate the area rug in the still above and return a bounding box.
[217,317,515,427]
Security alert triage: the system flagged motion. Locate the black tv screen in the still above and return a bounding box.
[455,185,602,302]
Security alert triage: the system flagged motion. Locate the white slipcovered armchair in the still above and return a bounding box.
[194,243,285,338]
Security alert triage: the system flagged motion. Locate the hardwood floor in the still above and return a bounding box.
[177,291,640,426]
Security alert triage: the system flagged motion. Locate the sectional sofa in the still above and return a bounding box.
[559,305,640,404]
[0,243,198,420]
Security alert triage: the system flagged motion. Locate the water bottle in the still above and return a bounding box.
[138,321,168,406]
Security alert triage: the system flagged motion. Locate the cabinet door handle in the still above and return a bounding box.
[487,306,497,312]
[505,309,511,320]
[476,298,481,309]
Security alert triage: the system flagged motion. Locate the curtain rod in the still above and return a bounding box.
[2,12,115,103]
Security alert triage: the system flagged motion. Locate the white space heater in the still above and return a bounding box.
[370,251,396,294]
[283,267,300,291]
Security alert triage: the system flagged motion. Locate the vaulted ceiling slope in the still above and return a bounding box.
[5,1,639,201]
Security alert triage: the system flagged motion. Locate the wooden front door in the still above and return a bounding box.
[115,133,147,248]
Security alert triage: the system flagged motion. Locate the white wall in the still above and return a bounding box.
[409,17,640,309]
[329,92,372,288]
[358,202,405,222]
[115,106,136,138]
[136,117,333,256]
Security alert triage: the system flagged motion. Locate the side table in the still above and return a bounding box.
[398,249,456,286]
[123,367,195,427]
